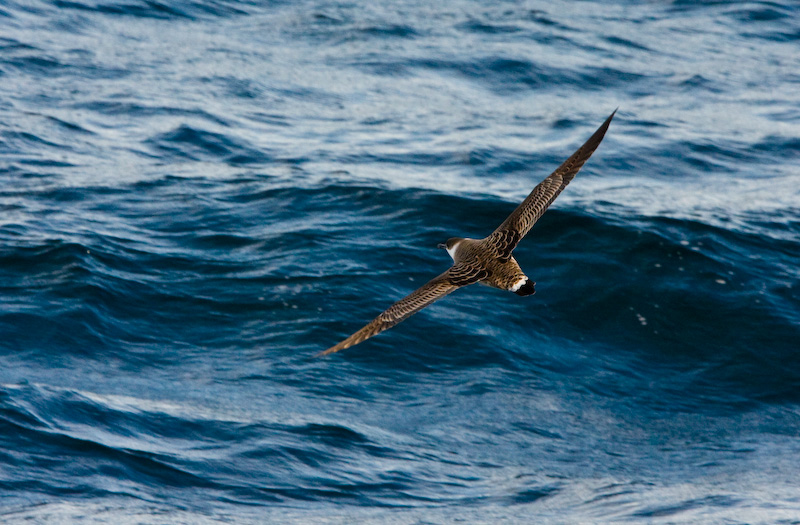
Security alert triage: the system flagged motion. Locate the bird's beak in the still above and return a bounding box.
[437,243,446,249]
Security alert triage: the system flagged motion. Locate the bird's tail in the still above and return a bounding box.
[514,280,535,296]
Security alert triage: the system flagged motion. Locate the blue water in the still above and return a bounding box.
[1,0,799,522]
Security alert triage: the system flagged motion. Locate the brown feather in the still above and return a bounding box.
[486,109,616,255]
[318,263,485,356]
[320,110,616,356]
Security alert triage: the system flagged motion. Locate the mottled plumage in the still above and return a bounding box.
[319,110,616,356]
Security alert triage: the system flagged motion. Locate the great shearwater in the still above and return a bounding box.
[319,110,616,356]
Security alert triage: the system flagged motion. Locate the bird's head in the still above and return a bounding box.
[438,237,464,261]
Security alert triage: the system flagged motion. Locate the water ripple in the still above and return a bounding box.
[1,0,800,522]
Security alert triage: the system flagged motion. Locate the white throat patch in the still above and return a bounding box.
[445,241,461,261]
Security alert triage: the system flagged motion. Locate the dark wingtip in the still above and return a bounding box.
[576,109,617,157]
[316,340,349,357]
[514,280,536,297]
[598,108,617,133]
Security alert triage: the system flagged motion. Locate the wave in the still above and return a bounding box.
[2,0,800,520]
[50,0,256,20]
[2,180,796,407]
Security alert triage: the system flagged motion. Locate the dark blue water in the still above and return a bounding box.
[2,0,800,522]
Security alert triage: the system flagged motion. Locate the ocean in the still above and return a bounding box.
[1,0,799,523]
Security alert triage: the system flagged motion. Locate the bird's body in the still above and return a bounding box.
[445,238,533,294]
[319,110,616,356]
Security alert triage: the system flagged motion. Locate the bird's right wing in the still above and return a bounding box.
[486,110,616,261]
[318,264,486,356]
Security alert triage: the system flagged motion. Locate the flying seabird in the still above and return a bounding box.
[319,110,616,356]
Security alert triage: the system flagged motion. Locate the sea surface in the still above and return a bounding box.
[1,0,799,523]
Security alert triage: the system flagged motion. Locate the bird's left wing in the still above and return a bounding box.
[485,110,616,261]
[318,264,485,356]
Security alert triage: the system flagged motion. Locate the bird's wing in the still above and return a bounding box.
[485,110,616,261]
[318,264,487,356]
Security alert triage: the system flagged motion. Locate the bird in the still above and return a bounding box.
[318,110,616,356]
